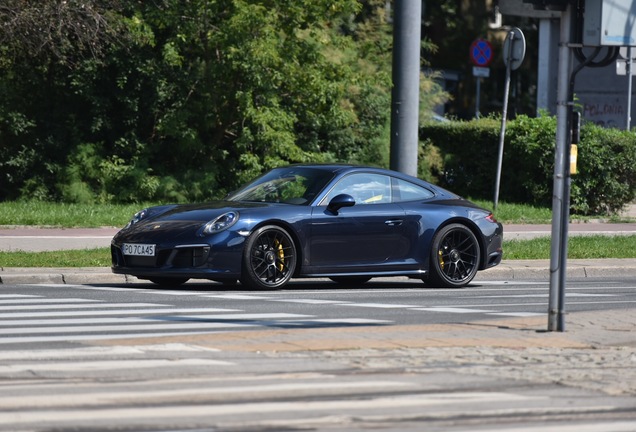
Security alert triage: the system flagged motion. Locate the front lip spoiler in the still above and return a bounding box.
[111,267,239,279]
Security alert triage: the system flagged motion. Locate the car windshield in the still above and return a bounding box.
[227,167,335,205]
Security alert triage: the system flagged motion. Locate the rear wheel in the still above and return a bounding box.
[148,277,189,286]
[428,223,480,288]
[241,225,297,290]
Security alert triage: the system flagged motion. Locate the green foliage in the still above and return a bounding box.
[420,115,636,216]
[573,126,636,214]
[5,0,440,203]
[420,117,501,193]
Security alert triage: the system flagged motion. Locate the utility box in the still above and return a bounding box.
[584,0,636,46]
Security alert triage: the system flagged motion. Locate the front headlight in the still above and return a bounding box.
[202,211,239,235]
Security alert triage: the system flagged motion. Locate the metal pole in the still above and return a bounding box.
[390,0,421,177]
[548,3,572,332]
[475,77,481,119]
[627,47,633,131]
[494,31,515,211]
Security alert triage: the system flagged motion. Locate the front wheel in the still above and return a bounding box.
[428,223,480,288]
[241,225,297,290]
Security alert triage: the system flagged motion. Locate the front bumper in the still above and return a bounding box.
[110,231,247,280]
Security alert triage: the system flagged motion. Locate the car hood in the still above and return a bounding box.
[114,201,279,241]
[150,201,276,222]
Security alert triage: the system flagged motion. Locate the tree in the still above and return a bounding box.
[0,0,448,203]
[0,0,125,64]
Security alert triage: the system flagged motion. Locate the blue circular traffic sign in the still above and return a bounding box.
[470,39,493,67]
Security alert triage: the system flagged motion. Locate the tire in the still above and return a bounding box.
[148,277,189,286]
[428,223,480,288]
[241,225,297,290]
[329,276,371,285]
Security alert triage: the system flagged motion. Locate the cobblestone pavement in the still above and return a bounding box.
[249,308,636,397]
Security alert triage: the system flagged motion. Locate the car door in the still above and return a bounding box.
[308,173,413,271]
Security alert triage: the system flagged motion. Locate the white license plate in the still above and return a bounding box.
[122,243,156,256]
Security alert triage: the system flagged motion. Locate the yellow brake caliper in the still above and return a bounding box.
[274,239,285,271]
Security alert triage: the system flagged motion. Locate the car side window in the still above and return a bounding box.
[392,178,435,202]
[323,173,392,205]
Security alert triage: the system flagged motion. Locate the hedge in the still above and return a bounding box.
[419,115,636,216]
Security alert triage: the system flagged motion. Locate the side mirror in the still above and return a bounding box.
[327,194,355,214]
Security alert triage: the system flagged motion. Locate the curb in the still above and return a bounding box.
[478,258,636,281]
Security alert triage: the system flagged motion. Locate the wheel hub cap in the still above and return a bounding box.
[265,250,276,264]
[450,249,460,262]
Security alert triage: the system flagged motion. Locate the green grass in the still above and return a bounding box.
[504,235,636,260]
[471,199,554,224]
[1,235,634,267]
[0,248,112,267]
[0,201,152,228]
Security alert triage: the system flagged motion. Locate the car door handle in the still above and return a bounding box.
[384,219,403,226]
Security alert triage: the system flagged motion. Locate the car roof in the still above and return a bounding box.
[282,164,422,182]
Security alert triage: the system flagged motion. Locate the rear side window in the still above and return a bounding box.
[322,173,392,205]
[392,178,435,202]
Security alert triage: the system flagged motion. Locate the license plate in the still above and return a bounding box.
[122,243,156,256]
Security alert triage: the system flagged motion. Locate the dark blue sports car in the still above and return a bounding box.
[111,164,503,288]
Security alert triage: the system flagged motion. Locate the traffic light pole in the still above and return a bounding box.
[548,2,573,332]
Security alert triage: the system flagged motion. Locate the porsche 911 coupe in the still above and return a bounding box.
[111,164,503,288]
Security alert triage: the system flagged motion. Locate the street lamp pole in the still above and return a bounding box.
[390,0,421,177]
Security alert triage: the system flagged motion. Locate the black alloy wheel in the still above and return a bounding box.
[428,223,481,288]
[241,225,297,290]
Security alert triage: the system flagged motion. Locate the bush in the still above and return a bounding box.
[420,115,636,216]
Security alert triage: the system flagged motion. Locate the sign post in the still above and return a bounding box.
[618,46,636,130]
[470,38,493,118]
[493,28,526,211]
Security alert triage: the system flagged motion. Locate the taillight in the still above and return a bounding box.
[485,213,498,223]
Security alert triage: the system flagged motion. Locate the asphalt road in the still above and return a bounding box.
[1,279,636,431]
[2,277,636,348]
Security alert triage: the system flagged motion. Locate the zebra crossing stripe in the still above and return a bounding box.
[0,358,233,373]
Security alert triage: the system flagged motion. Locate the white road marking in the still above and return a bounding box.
[0,302,163,311]
[487,312,545,317]
[0,380,413,409]
[0,358,233,374]
[0,322,260,335]
[0,298,104,305]
[0,307,239,318]
[0,344,220,360]
[414,307,495,314]
[339,302,421,309]
[0,313,307,327]
[0,331,226,344]
[269,299,351,304]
